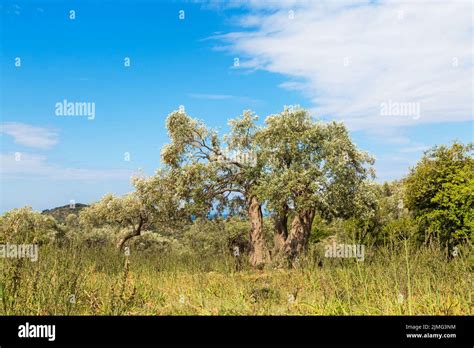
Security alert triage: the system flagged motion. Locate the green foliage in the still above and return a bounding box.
[404,142,474,247]
[381,216,419,244]
[80,227,118,247]
[354,180,414,246]
[161,108,264,206]
[79,170,192,248]
[0,206,59,244]
[182,219,228,256]
[182,217,250,258]
[130,231,183,254]
[256,106,375,219]
[65,213,79,228]
[80,193,146,230]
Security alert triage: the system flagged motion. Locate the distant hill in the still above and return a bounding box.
[42,203,89,222]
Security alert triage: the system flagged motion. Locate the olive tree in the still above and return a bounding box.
[256,107,375,260]
[161,109,270,267]
[80,169,185,250]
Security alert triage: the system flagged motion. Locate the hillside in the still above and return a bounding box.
[41,203,89,222]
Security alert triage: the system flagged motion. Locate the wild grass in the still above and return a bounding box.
[0,242,471,315]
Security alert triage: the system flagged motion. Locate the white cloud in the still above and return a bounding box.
[0,123,59,149]
[0,152,132,181]
[212,0,473,133]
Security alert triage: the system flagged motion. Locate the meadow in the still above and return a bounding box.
[1,242,471,316]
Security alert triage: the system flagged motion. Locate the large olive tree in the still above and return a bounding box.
[256,107,375,260]
[159,106,375,265]
[161,109,270,267]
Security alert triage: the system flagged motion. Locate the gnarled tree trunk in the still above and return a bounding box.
[272,205,288,257]
[284,210,315,261]
[116,217,144,251]
[247,195,269,268]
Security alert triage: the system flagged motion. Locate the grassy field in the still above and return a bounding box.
[1,242,471,316]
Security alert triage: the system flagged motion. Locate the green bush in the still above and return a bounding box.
[0,207,59,244]
[130,231,183,254]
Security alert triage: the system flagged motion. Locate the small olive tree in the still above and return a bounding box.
[80,169,186,250]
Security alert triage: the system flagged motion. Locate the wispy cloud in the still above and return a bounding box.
[0,123,59,149]
[0,152,133,181]
[211,0,473,134]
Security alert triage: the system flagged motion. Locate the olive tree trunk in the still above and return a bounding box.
[116,217,144,251]
[272,205,288,256]
[284,210,315,261]
[247,195,270,268]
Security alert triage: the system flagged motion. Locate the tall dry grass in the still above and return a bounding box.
[0,242,471,315]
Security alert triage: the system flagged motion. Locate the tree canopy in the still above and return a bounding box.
[404,142,474,248]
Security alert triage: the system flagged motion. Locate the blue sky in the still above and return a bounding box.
[1,0,473,212]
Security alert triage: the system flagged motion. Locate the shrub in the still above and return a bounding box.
[0,207,59,244]
[129,231,183,254]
